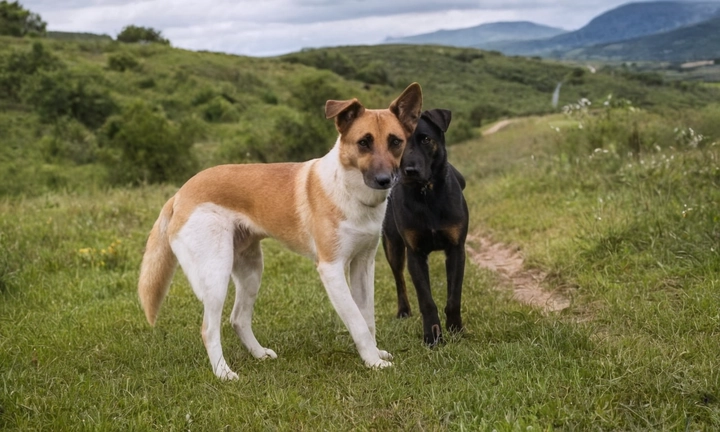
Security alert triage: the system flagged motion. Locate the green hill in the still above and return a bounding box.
[1,35,719,196]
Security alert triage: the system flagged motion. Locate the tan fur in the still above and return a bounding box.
[138,196,178,325]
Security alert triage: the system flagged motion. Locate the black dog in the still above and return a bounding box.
[382,109,469,346]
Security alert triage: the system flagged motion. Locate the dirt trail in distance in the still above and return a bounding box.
[467,118,570,312]
[482,119,515,136]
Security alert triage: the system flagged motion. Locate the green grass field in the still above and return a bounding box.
[2,31,720,430]
[3,101,719,429]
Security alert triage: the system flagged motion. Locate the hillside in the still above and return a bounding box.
[384,21,566,48]
[2,35,720,196]
[565,15,720,62]
[482,1,720,57]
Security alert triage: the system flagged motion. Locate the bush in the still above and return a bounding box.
[287,72,343,114]
[445,115,476,145]
[202,96,239,123]
[0,42,61,100]
[107,51,140,72]
[99,101,200,185]
[22,69,117,129]
[40,117,98,164]
[355,61,390,85]
[116,25,169,45]
[283,50,357,78]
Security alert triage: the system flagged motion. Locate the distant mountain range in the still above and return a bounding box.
[385,1,720,62]
[564,15,720,62]
[385,21,566,47]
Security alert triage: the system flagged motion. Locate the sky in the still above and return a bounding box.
[19,0,705,57]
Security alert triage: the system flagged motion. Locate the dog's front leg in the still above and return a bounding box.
[406,250,442,346]
[445,244,465,333]
[317,261,393,368]
[349,251,377,341]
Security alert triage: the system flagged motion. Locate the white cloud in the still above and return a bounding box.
[20,0,681,56]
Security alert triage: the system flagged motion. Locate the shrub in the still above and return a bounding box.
[202,96,239,123]
[40,117,98,164]
[0,41,61,100]
[99,101,200,185]
[355,61,390,85]
[246,109,336,162]
[283,50,357,78]
[116,25,169,45]
[445,115,476,145]
[106,51,140,72]
[287,72,343,114]
[22,69,117,129]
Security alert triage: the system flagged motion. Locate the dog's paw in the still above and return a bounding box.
[367,358,393,369]
[215,363,239,381]
[377,349,393,361]
[423,324,443,347]
[253,347,277,360]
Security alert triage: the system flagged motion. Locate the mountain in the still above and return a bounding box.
[565,15,720,62]
[384,21,566,48]
[479,1,720,57]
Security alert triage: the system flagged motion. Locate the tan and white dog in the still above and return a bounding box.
[138,83,423,380]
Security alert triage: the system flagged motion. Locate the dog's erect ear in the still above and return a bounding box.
[389,82,423,135]
[422,109,452,133]
[325,98,366,133]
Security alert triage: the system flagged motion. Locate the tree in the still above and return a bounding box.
[0,1,46,37]
[116,25,169,45]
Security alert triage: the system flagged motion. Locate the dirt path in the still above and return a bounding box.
[468,118,570,312]
[482,119,514,136]
[466,234,570,313]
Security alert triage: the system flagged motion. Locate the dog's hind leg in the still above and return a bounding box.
[172,210,237,381]
[382,229,412,318]
[230,239,277,361]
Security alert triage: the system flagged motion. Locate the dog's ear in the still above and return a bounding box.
[325,98,365,133]
[422,109,452,133]
[389,82,423,135]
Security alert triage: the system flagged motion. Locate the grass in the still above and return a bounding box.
[3,101,720,429]
[2,34,720,430]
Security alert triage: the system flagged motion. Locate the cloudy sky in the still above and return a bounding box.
[20,0,698,57]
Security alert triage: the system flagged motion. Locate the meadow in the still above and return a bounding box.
[1,35,720,430]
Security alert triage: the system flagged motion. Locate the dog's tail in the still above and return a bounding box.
[138,195,178,326]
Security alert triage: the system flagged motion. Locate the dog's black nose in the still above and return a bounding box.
[375,174,392,189]
[403,166,419,177]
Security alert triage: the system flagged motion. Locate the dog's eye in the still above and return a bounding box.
[358,139,370,148]
[421,135,431,145]
[390,138,402,148]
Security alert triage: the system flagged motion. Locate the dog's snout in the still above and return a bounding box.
[403,166,419,177]
[374,173,393,189]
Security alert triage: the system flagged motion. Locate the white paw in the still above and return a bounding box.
[377,349,393,361]
[254,348,277,360]
[366,358,393,369]
[215,364,239,381]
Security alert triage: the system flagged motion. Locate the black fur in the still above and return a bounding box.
[382,109,469,346]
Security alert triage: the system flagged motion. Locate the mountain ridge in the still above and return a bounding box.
[384,21,566,48]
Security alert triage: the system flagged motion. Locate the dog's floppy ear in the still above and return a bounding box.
[422,109,452,133]
[325,98,365,134]
[389,82,423,135]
